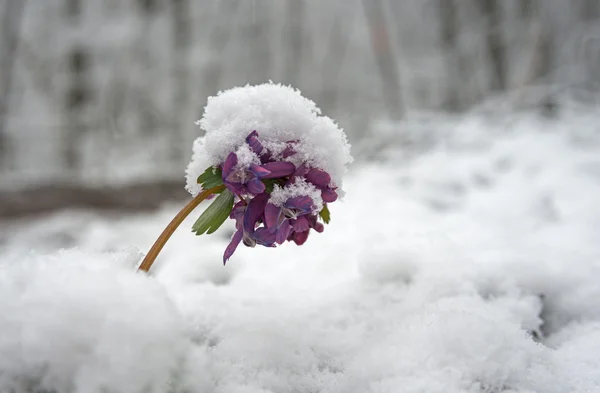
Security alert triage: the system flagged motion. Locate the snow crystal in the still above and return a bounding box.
[234,143,260,169]
[185,83,353,195]
[269,177,324,212]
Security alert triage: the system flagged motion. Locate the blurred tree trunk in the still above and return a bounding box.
[62,0,90,172]
[283,0,304,86]
[0,0,27,170]
[138,0,157,14]
[202,0,241,97]
[579,0,599,88]
[362,0,403,120]
[63,46,91,171]
[522,1,552,85]
[438,0,466,111]
[580,0,599,21]
[170,0,191,165]
[318,0,354,112]
[515,0,555,114]
[519,0,535,19]
[136,0,160,136]
[479,0,507,92]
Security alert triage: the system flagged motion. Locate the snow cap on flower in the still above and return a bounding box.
[185,82,353,196]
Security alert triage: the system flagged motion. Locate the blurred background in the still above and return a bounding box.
[0,0,599,217]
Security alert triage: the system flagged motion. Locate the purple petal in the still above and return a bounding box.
[293,163,309,177]
[247,177,266,194]
[249,164,271,179]
[292,230,310,246]
[253,227,277,247]
[305,168,331,189]
[264,203,284,231]
[222,152,238,179]
[292,216,310,232]
[275,220,291,244]
[260,151,274,163]
[224,181,245,195]
[243,193,269,233]
[230,201,246,228]
[223,229,243,264]
[284,195,314,213]
[306,214,325,233]
[313,222,324,233]
[262,161,295,179]
[281,144,296,158]
[246,131,264,155]
[321,188,338,203]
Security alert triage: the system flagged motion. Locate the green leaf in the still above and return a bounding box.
[192,189,234,235]
[197,166,224,191]
[262,178,284,193]
[319,204,331,224]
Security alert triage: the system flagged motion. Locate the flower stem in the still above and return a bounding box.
[138,185,225,272]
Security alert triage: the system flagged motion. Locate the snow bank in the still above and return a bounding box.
[0,249,194,393]
[1,108,600,392]
[186,83,353,195]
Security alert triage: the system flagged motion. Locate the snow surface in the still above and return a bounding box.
[1,109,600,392]
[185,83,353,196]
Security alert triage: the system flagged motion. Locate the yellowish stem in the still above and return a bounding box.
[138,185,225,272]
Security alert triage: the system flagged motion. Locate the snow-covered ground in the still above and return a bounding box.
[1,108,600,392]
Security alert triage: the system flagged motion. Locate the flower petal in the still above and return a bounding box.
[284,195,314,213]
[249,164,271,179]
[247,177,266,194]
[275,220,291,244]
[260,151,274,163]
[313,222,324,233]
[305,168,331,189]
[264,203,283,231]
[224,181,245,195]
[246,131,264,155]
[281,144,296,158]
[262,161,296,179]
[243,192,269,233]
[321,188,338,203]
[307,214,325,233]
[292,230,310,246]
[293,163,309,177]
[223,229,243,264]
[292,216,310,232]
[253,227,277,247]
[222,152,238,179]
[230,201,246,229]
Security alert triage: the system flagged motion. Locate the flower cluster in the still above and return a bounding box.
[222,131,337,263]
[194,131,338,264]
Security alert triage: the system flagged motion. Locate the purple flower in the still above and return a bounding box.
[222,152,269,195]
[223,193,276,264]
[287,214,324,245]
[305,168,338,203]
[219,130,335,264]
[264,195,315,244]
[246,130,264,155]
[221,139,295,196]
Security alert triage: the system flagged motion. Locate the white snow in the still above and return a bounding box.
[269,177,324,212]
[234,144,261,169]
[1,107,600,392]
[0,249,191,393]
[185,83,353,196]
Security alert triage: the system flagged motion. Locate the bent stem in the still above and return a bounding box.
[138,185,225,272]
